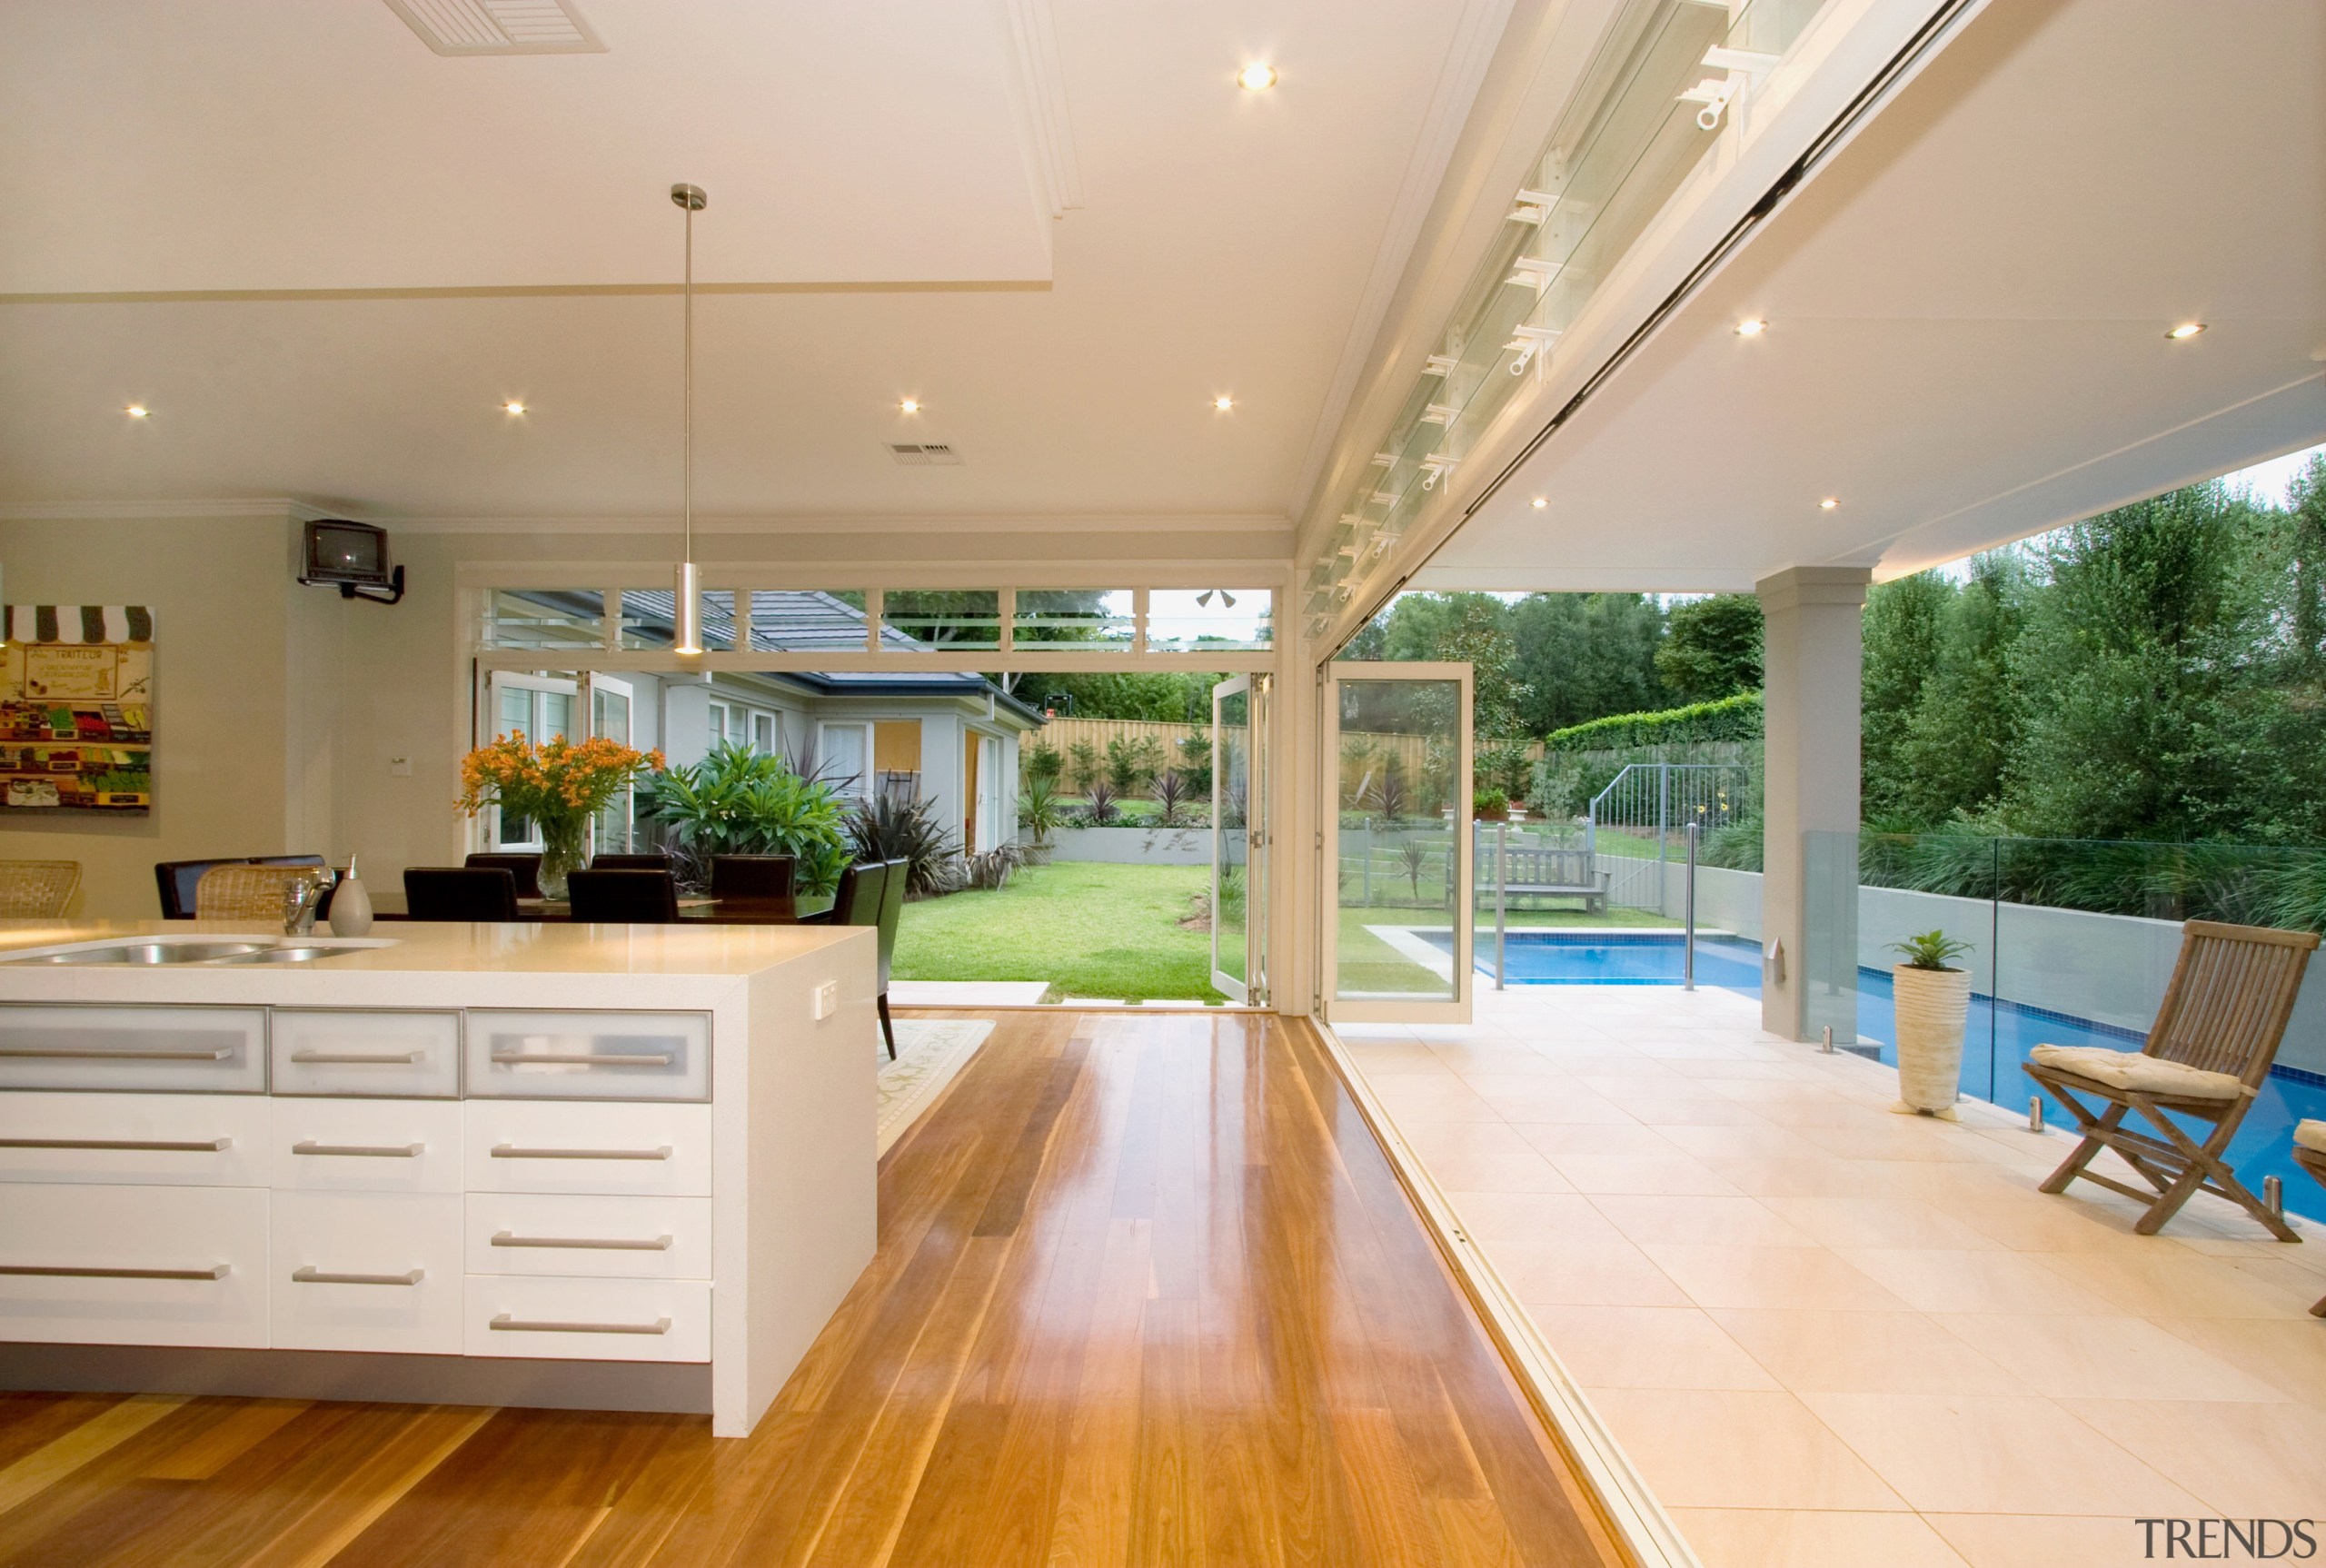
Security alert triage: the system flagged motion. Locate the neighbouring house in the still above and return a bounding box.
[482,589,1043,857]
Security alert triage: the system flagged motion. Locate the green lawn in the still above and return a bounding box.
[892,860,1226,1003]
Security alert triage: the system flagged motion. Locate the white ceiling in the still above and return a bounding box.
[0,0,1505,525]
[1420,0,2326,592]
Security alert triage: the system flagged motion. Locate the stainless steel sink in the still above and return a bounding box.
[204,945,346,965]
[6,941,268,966]
[0,938,373,967]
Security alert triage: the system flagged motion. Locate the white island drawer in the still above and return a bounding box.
[271,1192,462,1355]
[0,1092,268,1186]
[463,1101,710,1196]
[0,1006,265,1093]
[270,1011,459,1098]
[0,1183,267,1346]
[465,1194,711,1280]
[463,1275,709,1363]
[463,1010,708,1101]
[269,1099,462,1193]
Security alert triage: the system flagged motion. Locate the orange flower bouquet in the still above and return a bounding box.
[458,733,666,898]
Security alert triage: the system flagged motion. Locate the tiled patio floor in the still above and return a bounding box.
[1338,985,2326,1568]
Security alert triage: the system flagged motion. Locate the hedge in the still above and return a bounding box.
[1544,692,1763,753]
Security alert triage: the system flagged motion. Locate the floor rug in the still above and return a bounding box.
[876,1017,995,1156]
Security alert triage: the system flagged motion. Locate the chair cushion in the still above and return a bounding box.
[2295,1119,2326,1155]
[2029,1043,2249,1100]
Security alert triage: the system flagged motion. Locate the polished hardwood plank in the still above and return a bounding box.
[0,1012,1623,1567]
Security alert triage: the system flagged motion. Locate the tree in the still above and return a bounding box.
[2285,452,2326,677]
[2000,482,2272,842]
[1892,551,2025,826]
[1507,592,1671,734]
[1655,593,1763,701]
[1860,572,1955,823]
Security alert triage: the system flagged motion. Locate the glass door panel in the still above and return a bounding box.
[1212,677,1252,1002]
[589,675,635,854]
[1323,662,1472,1023]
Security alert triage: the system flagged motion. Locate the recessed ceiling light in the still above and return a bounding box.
[1530,497,1547,510]
[898,397,920,414]
[1238,64,1277,91]
[503,401,526,414]
[1819,497,1839,510]
[1214,395,1235,412]
[124,404,149,418]
[2166,322,2206,340]
[1735,319,1768,337]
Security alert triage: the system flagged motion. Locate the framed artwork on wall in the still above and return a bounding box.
[0,606,154,815]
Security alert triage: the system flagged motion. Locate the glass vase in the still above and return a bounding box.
[538,815,589,901]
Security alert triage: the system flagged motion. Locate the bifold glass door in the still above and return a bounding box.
[1323,662,1473,1023]
[1211,674,1267,1005]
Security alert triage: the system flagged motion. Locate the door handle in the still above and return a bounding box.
[0,1047,232,1061]
[489,1144,672,1161]
[490,1314,671,1335]
[292,1141,424,1158]
[0,1136,231,1153]
[0,1263,229,1280]
[491,1231,673,1251]
[290,1050,423,1065]
[292,1265,423,1286]
[488,1052,673,1067]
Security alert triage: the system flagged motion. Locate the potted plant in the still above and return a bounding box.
[636,741,850,895]
[460,733,665,899]
[1018,776,1067,865]
[1473,785,1509,822]
[1888,928,1974,1118]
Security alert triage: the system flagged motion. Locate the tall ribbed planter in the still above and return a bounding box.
[1892,964,1970,1118]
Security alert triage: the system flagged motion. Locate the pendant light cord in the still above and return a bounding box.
[682,195,694,563]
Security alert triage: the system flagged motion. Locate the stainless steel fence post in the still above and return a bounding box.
[1495,818,1508,991]
[1683,819,1698,991]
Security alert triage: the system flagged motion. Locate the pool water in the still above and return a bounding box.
[1424,928,2326,1227]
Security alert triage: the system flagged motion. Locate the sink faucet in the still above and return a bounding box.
[283,871,333,937]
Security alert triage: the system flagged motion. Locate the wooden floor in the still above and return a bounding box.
[0,1011,1622,1567]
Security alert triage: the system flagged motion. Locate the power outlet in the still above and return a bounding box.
[812,979,839,1020]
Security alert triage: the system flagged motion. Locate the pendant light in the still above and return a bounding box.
[671,182,708,656]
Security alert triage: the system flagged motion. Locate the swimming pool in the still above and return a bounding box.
[1419,928,2326,1226]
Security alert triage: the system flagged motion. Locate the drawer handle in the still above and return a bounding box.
[290,1050,424,1065]
[0,1263,229,1281]
[292,1140,424,1158]
[490,1314,671,1335]
[0,1136,231,1153]
[292,1265,424,1286]
[492,1231,674,1252]
[0,1047,234,1061]
[490,1144,672,1162]
[489,1052,675,1067]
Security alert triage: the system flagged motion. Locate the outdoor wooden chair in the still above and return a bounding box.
[0,859,81,918]
[2293,1123,2326,1315]
[2026,919,2319,1242]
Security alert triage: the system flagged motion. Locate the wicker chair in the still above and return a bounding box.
[2026,920,2320,1241]
[194,863,326,921]
[0,860,81,918]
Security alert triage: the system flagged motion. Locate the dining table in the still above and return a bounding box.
[513,892,836,924]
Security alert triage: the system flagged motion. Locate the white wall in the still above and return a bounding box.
[0,513,329,918]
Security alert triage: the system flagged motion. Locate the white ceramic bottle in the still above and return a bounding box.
[330,857,374,937]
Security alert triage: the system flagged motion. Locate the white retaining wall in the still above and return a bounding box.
[1042,826,1211,866]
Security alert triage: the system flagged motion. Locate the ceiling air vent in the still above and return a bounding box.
[888,442,964,467]
[385,0,607,55]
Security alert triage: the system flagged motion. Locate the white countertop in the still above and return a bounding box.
[0,920,871,1009]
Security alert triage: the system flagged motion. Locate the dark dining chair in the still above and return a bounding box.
[463,852,543,899]
[403,867,521,921]
[591,853,674,873]
[709,854,796,901]
[872,856,909,1059]
[805,860,900,1057]
[566,868,681,924]
[157,854,331,918]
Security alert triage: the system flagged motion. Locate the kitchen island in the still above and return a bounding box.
[0,919,877,1438]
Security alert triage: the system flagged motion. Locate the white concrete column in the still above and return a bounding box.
[1755,566,1871,1040]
